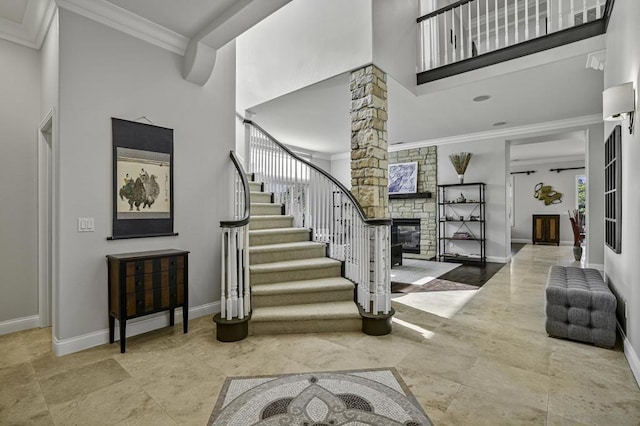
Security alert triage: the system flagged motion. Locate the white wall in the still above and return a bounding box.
[55,10,235,350]
[603,0,640,382]
[511,160,585,245]
[372,0,419,91]
[0,38,40,328]
[585,123,604,267]
[236,0,372,111]
[331,156,352,189]
[438,140,509,262]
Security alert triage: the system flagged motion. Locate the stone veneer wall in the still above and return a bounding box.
[389,147,438,259]
[350,65,389,219]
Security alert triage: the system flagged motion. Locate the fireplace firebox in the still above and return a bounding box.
[391,218,420,254]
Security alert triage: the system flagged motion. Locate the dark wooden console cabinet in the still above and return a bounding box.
[532,214,560,246]
[107,249,189,353]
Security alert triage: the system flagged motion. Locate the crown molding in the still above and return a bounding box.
[389,114,603,151]
[0,0,56,49]
[55,0,188,55]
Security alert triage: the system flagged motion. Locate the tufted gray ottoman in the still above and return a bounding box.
[545,266,617,348]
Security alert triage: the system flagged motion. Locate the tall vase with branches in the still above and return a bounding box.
[449,152,472,183]
[568,209,583,261]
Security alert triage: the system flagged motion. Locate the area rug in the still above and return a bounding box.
[208,368,432,425]
[392,278,479,294]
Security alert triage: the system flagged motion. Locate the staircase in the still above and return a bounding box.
[247,178,361,335]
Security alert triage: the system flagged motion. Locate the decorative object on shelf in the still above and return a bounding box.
[533,182,563,205]
[110,118,176,240]
[455,193,466,203]
[568,209,583,261]
[388,162,418,194]
[469,215,479,221]
[449,152,473,183]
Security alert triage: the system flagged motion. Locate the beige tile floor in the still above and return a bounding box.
[1,244,639,425]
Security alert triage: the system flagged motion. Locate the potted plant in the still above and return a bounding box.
[568,209,583,261]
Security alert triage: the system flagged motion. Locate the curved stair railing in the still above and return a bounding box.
[244,119,392,316]
[217,151,251,329]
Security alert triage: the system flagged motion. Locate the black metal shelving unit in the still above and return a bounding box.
[437,182,486,264]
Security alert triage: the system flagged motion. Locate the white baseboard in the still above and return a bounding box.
[53,302,221,356]
[0,315,40,336]
[510,239,573,246]
[618,323,640,388]
[487,256,509,263]
[586,263,604,270]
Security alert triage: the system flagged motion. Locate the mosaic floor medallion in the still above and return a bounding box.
[208,368,432,426]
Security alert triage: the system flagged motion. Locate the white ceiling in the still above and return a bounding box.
[104,0,236,38]
[249,51,602,158]
[0,0,54,48]
[0,1,598,163]
[0,0,28,24]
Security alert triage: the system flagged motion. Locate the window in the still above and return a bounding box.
[604,125,622,253]
[576,174,586,228]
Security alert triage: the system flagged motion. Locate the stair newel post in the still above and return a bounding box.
[214,150,251,342]
[220,231,227,319]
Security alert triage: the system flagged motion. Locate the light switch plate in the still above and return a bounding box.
[78,218,95,232]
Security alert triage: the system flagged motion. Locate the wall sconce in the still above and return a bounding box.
[603,82,635,134]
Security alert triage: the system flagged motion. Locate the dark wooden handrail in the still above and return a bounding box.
[417,0,473,23]
[219,150,251,228]
[245,119,391,226]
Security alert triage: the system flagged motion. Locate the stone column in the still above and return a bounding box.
[350,65,389,219]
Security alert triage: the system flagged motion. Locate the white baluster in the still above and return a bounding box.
[515,0,519,43]
[418,21,425,72]
[582,0,587,23]
[485,0,490,52]
[596,0,602,19]
[444,11,449,64]
[495,0,499,49]
[559,0,563,31]
[504,0,509,46]
[570,0,575,26]
[548,0,553,33]
[525,0,529,40]
[468,2,472,58]
[452,9,456,62]
[460,3,465,60]
[476,0,481,55]
[536,0,540,37]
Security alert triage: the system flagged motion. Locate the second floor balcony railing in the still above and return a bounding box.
[418,0,612,81]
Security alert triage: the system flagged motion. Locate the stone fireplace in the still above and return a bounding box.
[388,146,438,259]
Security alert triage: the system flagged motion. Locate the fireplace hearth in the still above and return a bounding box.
[391,218,420,254]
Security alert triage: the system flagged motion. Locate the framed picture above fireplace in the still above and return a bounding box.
[389,162,418,194]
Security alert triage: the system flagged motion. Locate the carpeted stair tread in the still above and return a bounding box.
[250,257,340,273]
[249,241,326,264]
[251,203,283,216]
[249,228,311,245]
[250,241,324,253]
[248,182,263,191]
[251,301,360,322]
[252,277,353,295]
[249,215,293,230]
[250,192,272,203]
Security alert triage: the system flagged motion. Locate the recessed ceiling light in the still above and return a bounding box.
[473,95,491,102]
[493,121,507,127]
